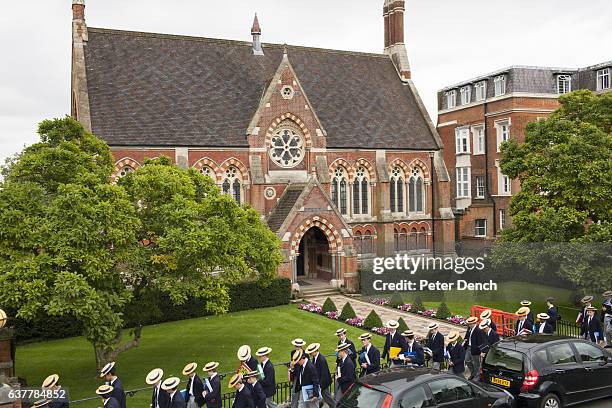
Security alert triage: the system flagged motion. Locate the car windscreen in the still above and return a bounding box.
[484,346,524,372]
[340,383,389,408]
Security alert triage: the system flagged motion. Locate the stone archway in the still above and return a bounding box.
[296,226,332,282]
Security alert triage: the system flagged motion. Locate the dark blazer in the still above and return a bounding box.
[581,315,602,343]
[249,382,266,408]
[489,320,498,333]
[404,341,425,366]
[295,361,320,398]
[245,357,259,372]
[336,339,357,366]
[486,329,501,345]
[536,322,554,334]
[103,397,120,408]
[203,375,222,408]
[151,385,170,408]
[232,386,254,408]
[464,326,488,356]
[515,318,534,336]
[168,391,186,408]
[382,331,408,362]
[312,353,332,390]
[359,345,381,375]
[259,359,276,398]
[446,343,465,375]
[109,378,126,408]
[547,306,558,330]
[337,357,356,394]
[426,332,445,363]
[187,374,206,407]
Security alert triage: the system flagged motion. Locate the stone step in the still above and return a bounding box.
[301,288,341,298]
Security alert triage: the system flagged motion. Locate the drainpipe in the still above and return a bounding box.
[429,152,436,257]
[483,100,497,237]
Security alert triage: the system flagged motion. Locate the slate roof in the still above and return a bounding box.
[83,28,439,150]
[266,184,306,232]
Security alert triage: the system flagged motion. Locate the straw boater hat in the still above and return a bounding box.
[387,320,399,329]
[243,370,258,379]
[161,377,180,391]
[520,300,532,306]
[228,374,241,388]
[603,291,612,298]
[358,333,372,341]
[537,313,550,321]
[428,322,439,330]
[95,384,114,397]
[581,295,594,304]
[586,306,597,312]
[256,347,272,357]
[0,308,7,328]
[480,309,492,320]
[401,330,414,337]
[305,343,320,354]
[336,343,351,353]
[182,362,197,376]
[146,368,164,385]
[203,362,219,372]
[291,349,304,363]
[237,345,251,361]
[516,307,530,317]
[32,400,50,408]
[447,332,459,342]
[42,374,59,389]
[335,328,347,336]
[466,316,478,325]
[99,362,116,377]
[291,338,306,347]
[479,319,491,329]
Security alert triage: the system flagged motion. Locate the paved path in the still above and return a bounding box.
[307,295,463,338]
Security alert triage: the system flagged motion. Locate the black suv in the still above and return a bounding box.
[338,366,515,408]
[482,334,612,408]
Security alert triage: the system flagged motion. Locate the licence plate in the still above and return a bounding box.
[490,377,511,387]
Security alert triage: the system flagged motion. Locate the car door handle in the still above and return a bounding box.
[584,367,594,372]
[555,369,565,373]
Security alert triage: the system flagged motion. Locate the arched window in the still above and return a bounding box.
[117,165,135,179]
[222,166,242,203]
[363,230,374,255]
[331,167,348,215]
[409,168,425,213]
[418,227,428,250]
[354,231,363,254]
[352,166,369,215]
[200,165,215,180]
[393,228,399,251]
[409,228,418,250]
[390,166,404,213]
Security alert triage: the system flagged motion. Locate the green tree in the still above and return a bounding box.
[322,297,337,314]
[389,292,404,308]
[339,302,357,321]
[436,302,452,319]
[363,309,383,329]
[397,317,409,333]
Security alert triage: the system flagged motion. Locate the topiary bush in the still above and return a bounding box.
[412,296,425,313]
[322,297,338,314]
[397,317,409,333]
[363,309,383,329]
[339,302,357,321]
[389,292,405,308]
[436,302,452,319]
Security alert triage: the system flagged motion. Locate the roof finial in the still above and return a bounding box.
[283,43,288,56]
[251,13,261,35]
[251,13,264,56]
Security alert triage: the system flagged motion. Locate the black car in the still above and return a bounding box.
[338,366,515,408]
[482,334,612,408]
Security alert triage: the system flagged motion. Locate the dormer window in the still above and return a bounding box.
[475,81,486,101]
[445,90,456,109]
[494,75,506,96]
[597,68,610,91]
[460,86,471,105]
[557,75,572,94]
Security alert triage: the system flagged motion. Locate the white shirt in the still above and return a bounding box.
[189,375,195,396]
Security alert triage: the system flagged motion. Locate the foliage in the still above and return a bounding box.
[436,302,452,320]
[363,309,383,329]
[411,296,425,313]
[389,292,405,308]
[322,297,338,314]
[339,302,357,321]
[397,317,409,333]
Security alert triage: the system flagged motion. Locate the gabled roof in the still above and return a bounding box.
[83,28,439,150]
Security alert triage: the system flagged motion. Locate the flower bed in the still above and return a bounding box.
[368,299,468,326]
[298,303,386,335]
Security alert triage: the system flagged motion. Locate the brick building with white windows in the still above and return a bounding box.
[69,0,456,291]
[436,61,611,246]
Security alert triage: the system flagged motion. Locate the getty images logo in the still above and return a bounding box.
[372,254,486,275]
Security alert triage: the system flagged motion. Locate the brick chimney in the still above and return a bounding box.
[383,0,411,80]
[251,13,264,56]
[71,0,92,131]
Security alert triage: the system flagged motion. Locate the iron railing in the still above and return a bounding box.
[556,319,582,338]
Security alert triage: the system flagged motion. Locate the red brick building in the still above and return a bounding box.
[436,62,611,247]
[70,0,456,291]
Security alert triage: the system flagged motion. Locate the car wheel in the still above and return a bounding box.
[540,393,561,408]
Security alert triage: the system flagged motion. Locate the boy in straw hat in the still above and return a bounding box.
[294,350,320,408]
[334,343,355,403]
[96,384,120,408]
[202,362,222,408]
[244,371,267,408]
[100,362,126,408]
[183,363,205,408]
[463,316,488,381]
[288,339,305,408]
[381,320,408,368]
[228,374,253,408]
[545,297,558,331]
[479,319,499,347]
[426,323,444,370]
[581,306,602,344]
[237,345,259,373]
[479,310,497,333]
[520,300,534,323]
[536,314,554,334]
[601,291,612,348]
[515,307,534,336]
[162,377,186,408]
[400,330,424,367]
[146,368,169,408]
[305,343,334,408]
[41,374,68,408]
[255,347,277,408]
[445,332,465,376]
[576,295,594,325]
[358,333,380,376]
[334,328,357,367]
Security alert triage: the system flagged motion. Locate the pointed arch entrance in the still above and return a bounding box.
[296,227,333,281]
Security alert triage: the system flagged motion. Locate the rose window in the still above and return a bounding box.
[269,128,304,168]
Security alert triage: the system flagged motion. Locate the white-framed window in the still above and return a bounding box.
[352,166,369,215]
[445,90,456,109]
[476,176,485,198]
[475,219,487,237]
[455,127,470,154]
[499,209,507,230]
[456,167,470,198]
[222,166,242,203]
[494,75,506,96]
[390,166,405,213]
[408,167,425,213]
[331,167,348,215]
[472,125,485,154]
[557,75,572,94]
[597,68,610,91]
[460,86,471,105]
[502,174,511,194]
[496,120,510,152]
[475,81,486,101]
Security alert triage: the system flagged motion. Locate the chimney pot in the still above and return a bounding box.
[251,13,264,56]
[72,0,85,21]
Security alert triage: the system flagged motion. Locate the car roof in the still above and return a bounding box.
[495,334,574,351]
[358,367,456,392]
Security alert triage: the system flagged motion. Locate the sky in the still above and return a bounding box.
[0,0,610,164]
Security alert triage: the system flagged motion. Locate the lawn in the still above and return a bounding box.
[360,281,578,318]
[16,305,376,408]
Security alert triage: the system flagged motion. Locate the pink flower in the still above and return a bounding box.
[369,298,390,306]
[346,317,364,327]
[325,311,339,320]
[398,304,412,312]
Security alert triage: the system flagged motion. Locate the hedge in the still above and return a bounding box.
[363,309,383,329]
[10,277,291,344]
[322,298,338,314]
[339,302,357,321]
[389,292,404,308]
